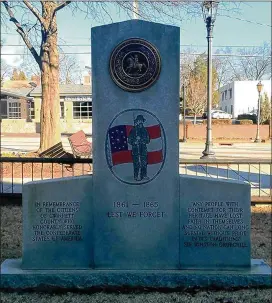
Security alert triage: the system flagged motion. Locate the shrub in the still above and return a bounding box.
[203,119,232,125]
[262,119,270,125]
[238,114,257,124]
[236,119,253,125]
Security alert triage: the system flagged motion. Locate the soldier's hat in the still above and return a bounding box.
[134,115,146,123]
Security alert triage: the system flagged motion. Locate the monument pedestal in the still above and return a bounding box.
[1,259,271,290]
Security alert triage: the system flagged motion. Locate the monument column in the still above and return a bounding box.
[92,20,180,269]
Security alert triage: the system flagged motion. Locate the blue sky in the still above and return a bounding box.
[1,1,271,72]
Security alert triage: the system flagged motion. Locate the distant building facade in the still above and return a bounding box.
[0,88,33,120]
[0,84,92,134]
[219,80,271,118]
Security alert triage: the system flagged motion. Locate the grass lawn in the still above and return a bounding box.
[1,205,271,303]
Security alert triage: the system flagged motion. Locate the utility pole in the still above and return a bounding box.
[133,0,139,19]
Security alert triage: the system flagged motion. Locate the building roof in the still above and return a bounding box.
[1,88,33,100]
[29,84,91,97]
[2,80,33,89]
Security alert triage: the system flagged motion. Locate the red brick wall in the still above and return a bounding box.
[179,123,270,141]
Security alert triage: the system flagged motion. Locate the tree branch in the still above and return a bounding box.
[22,0,45,25]
[2,1,41,68]
[54,1,72,14]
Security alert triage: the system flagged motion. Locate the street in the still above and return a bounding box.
[1,134,271,160]
[1,135,271,197]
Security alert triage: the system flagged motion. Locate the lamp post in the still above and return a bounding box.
[201,0,219,159]
[182,84,187,142]
[181,84,187,142]
[254,81,264,143]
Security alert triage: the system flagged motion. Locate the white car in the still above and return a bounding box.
[211,110,232,119]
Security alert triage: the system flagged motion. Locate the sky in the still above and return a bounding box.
[1,1,271,77]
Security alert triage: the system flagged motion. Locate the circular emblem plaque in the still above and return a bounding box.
[105,109,166,185]
[110,38,161,92]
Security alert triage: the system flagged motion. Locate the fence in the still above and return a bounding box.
[0,157,271,202]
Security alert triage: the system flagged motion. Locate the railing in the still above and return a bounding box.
[0,157,92,196]
[179,159,271,200]
[0,157,271,201]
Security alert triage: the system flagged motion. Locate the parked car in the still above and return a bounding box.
[202,110,232,119]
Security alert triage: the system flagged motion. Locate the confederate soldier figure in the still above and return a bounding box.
[128,115,150,181]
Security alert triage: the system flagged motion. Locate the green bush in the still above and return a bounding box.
[262,119,270,125]
[238,114,257,124]
[236,119,253,125]
[203,119,232,125]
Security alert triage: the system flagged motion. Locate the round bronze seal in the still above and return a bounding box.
[110,38,161,92]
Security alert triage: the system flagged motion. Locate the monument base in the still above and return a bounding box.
[1,259,271,290]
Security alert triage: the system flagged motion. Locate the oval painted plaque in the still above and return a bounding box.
[105,109,166,185]
[109,38,161,92]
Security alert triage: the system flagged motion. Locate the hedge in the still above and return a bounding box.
[237,114,257,124]
[203,119,232,125]
[236,119,253,125]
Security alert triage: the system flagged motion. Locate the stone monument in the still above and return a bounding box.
[1,20,271,290]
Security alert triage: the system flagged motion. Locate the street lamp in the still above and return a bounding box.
[182,84,187,142]
[201,0,219,159]
[254,81,264,143]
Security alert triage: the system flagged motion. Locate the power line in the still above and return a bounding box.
[2,44,269,48]
[217,14,272,28]
[1,52,271,58]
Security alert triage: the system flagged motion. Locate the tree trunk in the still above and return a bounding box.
[39,4,61,153]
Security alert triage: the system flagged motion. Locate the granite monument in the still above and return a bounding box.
[1,20,271,290]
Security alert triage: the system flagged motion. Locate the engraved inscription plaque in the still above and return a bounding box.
[110,38,161,92]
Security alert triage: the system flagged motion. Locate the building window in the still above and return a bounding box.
[229,88,232,99]
[231,105,233,115]
[73,101,92,119]
[224,90,227,99]
[225,106,228,113]
[29,101,35,119]
[0,99,8,119]
[222,93,224,101]
[60,101,65,119]
[8,100,21,118]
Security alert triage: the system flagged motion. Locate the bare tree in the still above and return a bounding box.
[59,53,82,84]
[0,60,12,86]
[186,73,206,124]
[0,41,12,86]
[213,56,231,88]
[2,1,72,152]
[223,43,272,81]
[1,1,240,152]
[237,43,271,80]
[1,1,197,153]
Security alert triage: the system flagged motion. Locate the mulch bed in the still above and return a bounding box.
[2,152,92,179]
[2,162,92,179]
[0,206,271,302]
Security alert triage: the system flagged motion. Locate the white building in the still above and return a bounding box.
[219,80,271,118]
